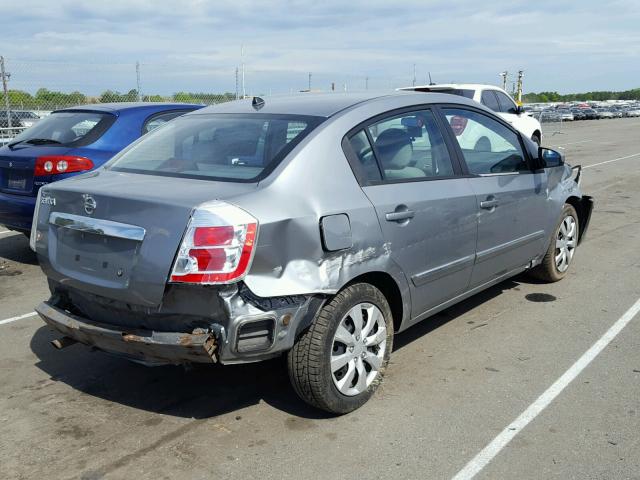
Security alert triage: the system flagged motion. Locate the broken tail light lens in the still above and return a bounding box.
[170,201,258,284]
[34,155,94,176]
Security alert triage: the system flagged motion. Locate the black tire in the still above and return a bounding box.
[287,283,394,414]
[531,133,541,146]
[530,204,579,282]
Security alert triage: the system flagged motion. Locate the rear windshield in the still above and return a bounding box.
[108,113,323,182]
[9,111,115,147]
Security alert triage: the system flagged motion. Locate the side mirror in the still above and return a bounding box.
[516,105,525,115]
[539,147,564,168]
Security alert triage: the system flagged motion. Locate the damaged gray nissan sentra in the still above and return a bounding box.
[30,92,593,413]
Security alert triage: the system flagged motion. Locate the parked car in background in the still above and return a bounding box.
[557,109,575,121]
[398,83,543,144]
[0,111,25,129]
[13,111,41,128]
[595,108,614,119]
[582,108,599,120]
[31,92,593,413]
[0,102,203,233]
[570,109,586,120]
[540,110,562,122]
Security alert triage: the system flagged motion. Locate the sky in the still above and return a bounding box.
[1,0,639,96]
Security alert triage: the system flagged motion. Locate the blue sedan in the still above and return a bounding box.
[0,102,203,233]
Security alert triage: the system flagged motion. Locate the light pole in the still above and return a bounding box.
[136,61,142,101]
[0,56,12,131]
[499,71,508,91]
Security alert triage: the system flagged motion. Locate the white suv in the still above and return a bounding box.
[399,83,543,145]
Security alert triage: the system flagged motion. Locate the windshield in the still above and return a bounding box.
[9,111,115,147]
[108,113,324,182]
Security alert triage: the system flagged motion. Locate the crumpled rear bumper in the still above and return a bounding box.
[35,302,217,365]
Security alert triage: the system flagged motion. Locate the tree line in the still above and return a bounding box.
[523,88,640,103]
[5,86,640,109]
[3,88,237,109]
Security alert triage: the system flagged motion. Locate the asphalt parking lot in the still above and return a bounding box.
[1,117,639,480]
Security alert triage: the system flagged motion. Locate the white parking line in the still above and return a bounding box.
[0,311,38,326]
[551,140,593,148]
[452,296,640,480]
[583,152,640,169]
[0,230,19,237]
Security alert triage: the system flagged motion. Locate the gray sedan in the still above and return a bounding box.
[30,92,593,413]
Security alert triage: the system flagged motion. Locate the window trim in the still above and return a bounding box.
[434,104,535,177]
[341,104,466,187]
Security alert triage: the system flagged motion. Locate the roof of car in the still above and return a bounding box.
[56,102,203,113]
[188,91,476,118]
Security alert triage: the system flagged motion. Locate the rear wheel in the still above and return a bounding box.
[530,204,579,282]
[287,283,393,414]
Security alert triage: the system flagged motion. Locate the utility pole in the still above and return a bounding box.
[365,76,369,90]
[412,64,416,86]
[241,45,246,99]
[136,61,142,101]
[1,56,12,131]
[235,67,239,100]
[308,72,312,91]
[499,71,508,91]
[516,70,524,105]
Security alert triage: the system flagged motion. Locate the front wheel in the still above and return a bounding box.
[530,204,579,282]
[287,283,394,414]
[531,133,541,146]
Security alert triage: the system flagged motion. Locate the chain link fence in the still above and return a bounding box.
[529,110,564,137]
[1,56,416,144]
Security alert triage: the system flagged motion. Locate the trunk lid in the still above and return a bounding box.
[0,145,73,195]
[35,169,258,307]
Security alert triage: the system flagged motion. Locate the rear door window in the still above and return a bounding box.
[443,108,528,174]
[480,90,500,112]
[347,109,456,183]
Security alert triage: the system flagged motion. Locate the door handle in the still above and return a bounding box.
[385,210,415,222]
[480,198,499,209]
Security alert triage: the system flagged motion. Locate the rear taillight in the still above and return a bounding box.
[34,155,94,177]
[170,201,258,284]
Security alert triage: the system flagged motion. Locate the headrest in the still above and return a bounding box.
[374,128,413,169]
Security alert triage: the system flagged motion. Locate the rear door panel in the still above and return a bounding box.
[364,179,478,317]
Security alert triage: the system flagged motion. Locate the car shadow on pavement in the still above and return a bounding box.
[30,325,333,420]
[30,275,536,421]
[0,233,38,265]
[394,277,525,350]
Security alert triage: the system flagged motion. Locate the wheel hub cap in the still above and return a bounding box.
[555,215,577,273]
[330,303,387,397]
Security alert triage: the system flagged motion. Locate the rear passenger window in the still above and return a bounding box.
[480,90,500,111]
[443,108,528,174]
[143,111,189,134]
[347,131,382,183]
[356,110,454,182]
